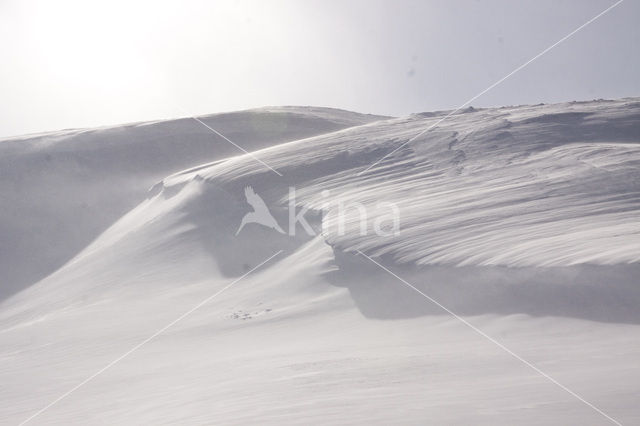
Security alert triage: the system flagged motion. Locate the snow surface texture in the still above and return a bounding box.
[1,99,639,425]
[0,107,386,299]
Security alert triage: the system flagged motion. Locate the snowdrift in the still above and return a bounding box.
[0,107,387,299]
[4,98,640,322]
[1,99,639,425]
[164,99,640,268]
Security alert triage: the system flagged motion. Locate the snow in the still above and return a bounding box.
[1,99,639,425]
[0,107,387,299]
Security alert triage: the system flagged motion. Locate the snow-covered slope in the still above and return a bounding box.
[0,107,387,299]
[1,99,639,425]
[159,99,640,267]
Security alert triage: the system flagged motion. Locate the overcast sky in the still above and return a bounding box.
[1,0,638,138]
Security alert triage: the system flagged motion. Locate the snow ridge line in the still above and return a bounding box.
[359,0,626,175]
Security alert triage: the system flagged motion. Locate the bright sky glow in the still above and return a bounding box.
[0,0,638,137]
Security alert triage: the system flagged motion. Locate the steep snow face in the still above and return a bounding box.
[164,99,640,268]
[0,107,387,298]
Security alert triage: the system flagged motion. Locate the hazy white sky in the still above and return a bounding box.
[1,0,638,137]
